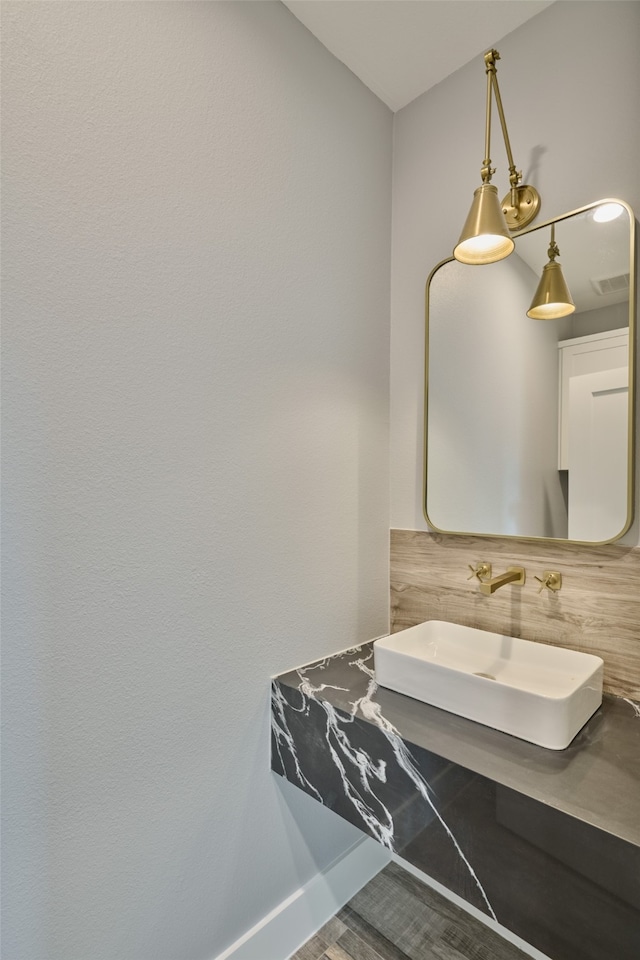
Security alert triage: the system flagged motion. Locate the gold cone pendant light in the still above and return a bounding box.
[454,50,540,265]
[454,184,514,264]
[527,224,575,320]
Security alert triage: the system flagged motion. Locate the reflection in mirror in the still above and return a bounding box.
[425,200,635,543]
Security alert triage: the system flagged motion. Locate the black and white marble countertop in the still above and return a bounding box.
[273,640,640,848]
[273,640,640,959]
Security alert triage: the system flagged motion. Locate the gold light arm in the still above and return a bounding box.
[454,48,540,263]
[488,59,520,200]
[482,49,540,230]
[481,51,496,183]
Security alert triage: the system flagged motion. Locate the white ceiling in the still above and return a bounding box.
[283,0,555,111]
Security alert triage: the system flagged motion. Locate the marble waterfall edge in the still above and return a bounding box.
[271,644,497,919]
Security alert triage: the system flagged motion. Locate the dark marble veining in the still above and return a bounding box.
[272,641,640,960]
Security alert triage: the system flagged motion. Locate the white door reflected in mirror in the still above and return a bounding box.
[568,367,629,542]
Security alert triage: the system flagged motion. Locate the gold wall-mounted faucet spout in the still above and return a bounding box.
[479,566,526,595]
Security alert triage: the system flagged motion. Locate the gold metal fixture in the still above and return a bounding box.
[467,562,492,581]
[526,223,575,319]
[479,566,526,595]
[534,571,562,594]
[454,49,540,265]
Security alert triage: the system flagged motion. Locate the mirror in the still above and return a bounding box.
[425,199,636,543]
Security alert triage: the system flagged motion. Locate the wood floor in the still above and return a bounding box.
[290,861,531,960]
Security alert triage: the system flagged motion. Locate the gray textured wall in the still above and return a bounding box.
[1,3,392,957]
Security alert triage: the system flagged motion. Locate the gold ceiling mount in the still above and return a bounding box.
[454,49,541,264]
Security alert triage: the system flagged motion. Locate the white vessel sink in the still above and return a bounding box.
[373,621,603,750]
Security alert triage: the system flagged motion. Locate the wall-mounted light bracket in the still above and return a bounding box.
[502,183,541,232]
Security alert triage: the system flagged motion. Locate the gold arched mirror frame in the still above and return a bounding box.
[424,199,636,544]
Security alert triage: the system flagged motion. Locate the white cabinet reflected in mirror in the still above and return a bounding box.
[425,199,636,543]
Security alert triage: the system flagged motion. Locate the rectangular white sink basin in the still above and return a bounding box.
[373,621,604,750]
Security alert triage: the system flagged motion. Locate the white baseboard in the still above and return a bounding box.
[214,838,390,960]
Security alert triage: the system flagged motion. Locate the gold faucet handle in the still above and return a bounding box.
[467,562,492,581]
[534,571,562,594]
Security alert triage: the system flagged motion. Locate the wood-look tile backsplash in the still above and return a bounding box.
[390,529,640,699]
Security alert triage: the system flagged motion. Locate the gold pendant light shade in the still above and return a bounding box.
[526,223,575,320]
[526,261,575,319]
[453,184,515,265]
